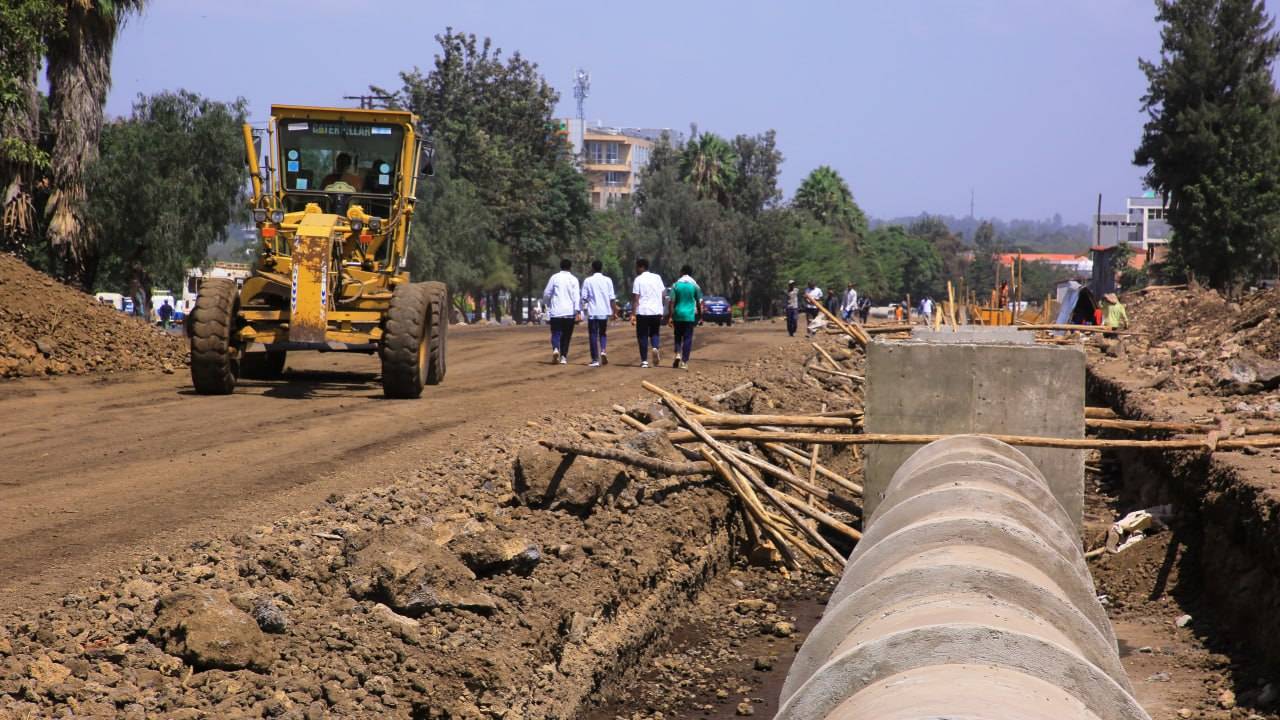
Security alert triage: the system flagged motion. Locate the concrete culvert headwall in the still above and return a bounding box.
[777,435,1151,720]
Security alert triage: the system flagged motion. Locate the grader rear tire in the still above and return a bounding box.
[240,350,286,380]
[188,278,240,395]
[380,282,433,399]
[423,281,447,385]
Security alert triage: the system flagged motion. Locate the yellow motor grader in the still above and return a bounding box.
[187,104,445,398]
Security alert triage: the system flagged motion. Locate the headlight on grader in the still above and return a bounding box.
[253,208,268,223]
[350,220,364,233]
[270,209,285,224]
[369,217,383,232]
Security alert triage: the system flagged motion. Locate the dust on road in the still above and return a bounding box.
[0,322,788,614]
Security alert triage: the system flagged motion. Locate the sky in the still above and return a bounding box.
[104,1,1236,224]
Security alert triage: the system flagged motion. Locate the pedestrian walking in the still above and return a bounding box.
[1101,293,1128,329]
[157,300,174,330]
[630,258,666,368]
[541,258,580,364]
[581,260,618,367]
[804,282,823,336]
[785,281,800,336]
[841,283,858,322]
[859,296,871,324]
[667,264,703,370]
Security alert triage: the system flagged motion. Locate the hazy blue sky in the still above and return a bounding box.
[105,1,1245,223]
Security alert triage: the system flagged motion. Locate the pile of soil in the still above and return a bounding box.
[0,254,188,378]
[0,340,854,719]
[1118,285,1280,400]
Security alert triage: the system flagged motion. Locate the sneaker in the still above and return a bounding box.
[552,349,561,364]
[600,352,608,366]
[641,361,650,368]
[589,360,601,367]
[679,360,688,370]
[672,356,680,368]
[559,357,567,365]
[650,347,660,367]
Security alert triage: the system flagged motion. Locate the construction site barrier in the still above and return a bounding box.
[777,435,1150,720]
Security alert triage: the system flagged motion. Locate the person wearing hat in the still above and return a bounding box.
[785,280,800,336]
[1101,292,1128,329]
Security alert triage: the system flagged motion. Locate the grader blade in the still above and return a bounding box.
[289,214,338,344]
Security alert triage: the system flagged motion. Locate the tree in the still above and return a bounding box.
[793,165,868,240]
[964,220,1003,295]
[1134,0,1280,290]
[0,1,61,257]
[729,130,783,218]
[853,226,943,301]
[781,213,854,295]
[907,214,966,293]
[44,0,146,288]
[86,90,247,313]
[680,131,739,208]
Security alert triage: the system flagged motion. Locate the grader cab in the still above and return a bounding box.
[187,105,446,398]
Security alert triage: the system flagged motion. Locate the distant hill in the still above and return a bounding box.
[871,213,1092,254]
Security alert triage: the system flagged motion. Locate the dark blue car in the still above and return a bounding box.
[703,296,732,325]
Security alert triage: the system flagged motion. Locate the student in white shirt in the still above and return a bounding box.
[841,283,858,322]
[580,260,618,367]
[541,258,580,364]
[630,257,666,368]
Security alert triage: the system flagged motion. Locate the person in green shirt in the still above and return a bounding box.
[667,264,703,370]
[1101,292,1129,329]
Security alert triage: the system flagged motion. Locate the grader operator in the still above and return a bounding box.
[187,105,446,398]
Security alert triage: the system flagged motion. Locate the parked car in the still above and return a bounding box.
[703,296,732,325]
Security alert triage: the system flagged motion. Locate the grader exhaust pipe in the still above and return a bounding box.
[778,435,1150,720]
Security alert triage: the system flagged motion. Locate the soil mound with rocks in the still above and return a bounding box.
[0,254,187,378]
[1118,284,1280,399]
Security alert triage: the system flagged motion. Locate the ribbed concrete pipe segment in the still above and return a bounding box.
[777,435,1150,720]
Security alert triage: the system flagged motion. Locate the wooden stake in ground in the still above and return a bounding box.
[538,440,713,476]
[700,448,798,571]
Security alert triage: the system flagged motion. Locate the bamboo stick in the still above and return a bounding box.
[764,442,864,496]
[865,324,915,335]
[666,428,1280,452]
[696,413,857,429]
[700,448,799,571]
[809,299,871,347]
[1088,418,1280,436]
[812,342,843,371]
[539,440,712,475]
[642,380,715,416]
[1016,324,1145,336]
[721,445,861,515]
[1085,407,1119,419]
[665,397,845,567]
[808,365,865,383]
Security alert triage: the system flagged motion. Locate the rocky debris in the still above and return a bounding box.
[148,588,273,671]
[513,444,617,511]
[343,526,498,617]
[448,529,542,576]
[0,253,188,378]
[620,428,685,463]
[251,595,289,634]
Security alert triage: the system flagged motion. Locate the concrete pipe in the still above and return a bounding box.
[777,435,1149,720]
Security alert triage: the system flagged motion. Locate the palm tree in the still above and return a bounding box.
[679,132,738,208]
[44,0,144,288]
[793,165,867,237]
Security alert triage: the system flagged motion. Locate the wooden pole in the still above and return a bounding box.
[700,448,799,571]
[808,365,865,383]
[539,440,712,475]
[1015,324,1145,336]
[811,342,843,371]
[764,442,864,496]
[666,428,1280,452]
[697,413,857,429]
[1085,407,1119,419]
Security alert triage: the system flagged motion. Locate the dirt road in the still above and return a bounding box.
[0,321,788,614]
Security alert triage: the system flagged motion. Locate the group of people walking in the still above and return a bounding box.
[541,258,704,369]
[784,280,870,337]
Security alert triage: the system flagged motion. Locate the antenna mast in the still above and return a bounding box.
[573,69,590,122]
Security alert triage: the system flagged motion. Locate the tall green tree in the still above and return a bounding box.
[0,1,61,256]
[680,130,739,208]
[793,165,868,240]
[45,0,146,288]
[1134,0,1280,290]
[729,130,783,218]
[908,214,966,292]
[964,220,1003,295]
[86,90,247,312]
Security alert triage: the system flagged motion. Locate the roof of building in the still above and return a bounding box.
[996,253,1089,266]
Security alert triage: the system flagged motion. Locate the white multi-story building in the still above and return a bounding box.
[563,119,680,209]
[1092,192,1171,251]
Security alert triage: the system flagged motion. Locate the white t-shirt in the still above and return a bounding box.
[541,270,580,318]
[581,273,616,319]
[632,271,666,316]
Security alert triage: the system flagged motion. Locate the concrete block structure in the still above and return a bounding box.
[777,436,1148,720]
[864,338,1086,530]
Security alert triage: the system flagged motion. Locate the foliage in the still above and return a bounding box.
[0,0,60,169]
[877,212,1091,254]
[86,91,247,304]
[729,130,783,218]
[964,221,1003,294]
[1134,0,1280,290]
[680,131,739,208]
[793,165,868,239]
[852,226,943,301]
[907,214,967,289]
[781,213,854,294]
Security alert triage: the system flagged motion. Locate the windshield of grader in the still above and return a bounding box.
[278,119,404,216]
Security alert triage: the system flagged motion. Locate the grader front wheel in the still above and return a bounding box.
[188,278,240,395]
[380,282,444,399]
[424,281,447,385]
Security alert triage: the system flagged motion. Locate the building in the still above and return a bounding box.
[1092,192,1171,251]
[996,253,1093,275]
[563,119,678,209]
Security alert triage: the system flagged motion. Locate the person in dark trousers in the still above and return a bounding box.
[859,296,871,324]
[667,264,703,370]
[541,258,580,364]
[785,280,799,336]
[580,260,618,367]
[630,258,666,368]
[157,300,174,329]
